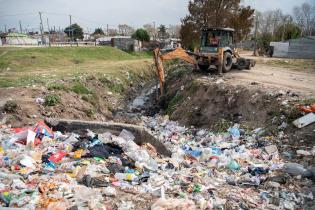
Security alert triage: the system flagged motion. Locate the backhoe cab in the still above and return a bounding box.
[197,27,254,72]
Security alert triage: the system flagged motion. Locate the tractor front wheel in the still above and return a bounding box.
[222,52,233,73]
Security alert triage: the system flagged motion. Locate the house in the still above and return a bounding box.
[270,37,315,59]
[5,32,38,45]
[97,36,140,51]
[83,33,91,41]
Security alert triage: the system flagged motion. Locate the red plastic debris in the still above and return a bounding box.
[48,151,67,163]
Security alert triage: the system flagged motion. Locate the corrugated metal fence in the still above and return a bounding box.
[270,37,315,59]
[288,38,315,59]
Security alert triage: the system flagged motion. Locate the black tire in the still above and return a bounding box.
[237,58,247,70]
[246,61,252,70]
[222,52,233,73]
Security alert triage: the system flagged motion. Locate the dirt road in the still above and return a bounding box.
[225,64,315,97]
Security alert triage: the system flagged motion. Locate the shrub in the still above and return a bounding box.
[44,94,60,106]
[71,83,90,94]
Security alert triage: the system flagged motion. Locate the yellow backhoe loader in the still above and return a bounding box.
[153,27,256,96]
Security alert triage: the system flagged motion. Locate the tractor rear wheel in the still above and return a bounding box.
[222,52,233,72]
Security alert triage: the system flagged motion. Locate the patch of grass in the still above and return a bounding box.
[126,51,153,58]
[72,58,84,64]
[0,59,9,69]
[84,108,96,117]
[3,100,18,113]
[264,59,315,72]
[166,93,183,115]
[20,76,45,86]
[44,94,60,106]
[47,83,67,91]
[71,83,90,94]
[0,47,152,87]
[0,78,15,87]
[108,83,125,93]
[213,119,232,133]
[187,81,199,96]
[99,76,125,93]
[81,92,99,108]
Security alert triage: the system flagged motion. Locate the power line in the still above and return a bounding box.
[0,12,35,18]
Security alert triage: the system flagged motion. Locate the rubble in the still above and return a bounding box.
[0,116,314,209]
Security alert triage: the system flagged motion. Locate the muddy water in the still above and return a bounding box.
[114,84,160,121]
[128,85,159,112]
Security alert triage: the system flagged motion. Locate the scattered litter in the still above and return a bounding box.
[293,113,315,128]
[35,97,45,104]
[0,116,313,209]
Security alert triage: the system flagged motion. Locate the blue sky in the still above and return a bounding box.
[0,0,313,32]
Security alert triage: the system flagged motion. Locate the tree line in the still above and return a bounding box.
[179,0,315,51]
[60,0,315,51]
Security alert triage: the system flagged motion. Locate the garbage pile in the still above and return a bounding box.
[0,116,314,209]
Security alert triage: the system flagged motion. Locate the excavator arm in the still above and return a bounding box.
[153,47,197,96]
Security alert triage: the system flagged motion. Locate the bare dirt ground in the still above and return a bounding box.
[225,64,315,97]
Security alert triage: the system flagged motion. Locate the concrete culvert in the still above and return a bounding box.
[45,118,172,157]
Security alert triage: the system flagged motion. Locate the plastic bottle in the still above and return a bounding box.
[115,173,138,182]
[283,163,312,177]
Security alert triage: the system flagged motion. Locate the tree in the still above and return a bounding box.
[93,28,104,36]
[143,24,156,39]
[132,29,150,42]
[229,6,255,41]
[256,10,284,36]
[168,25,181,38]
[293,3,315,36]
[275,23,301,41]
[118,24,134,36]
[158,25,169,40]
[108,28,118,36]
[180,0,254,49]
[64,23,83,40]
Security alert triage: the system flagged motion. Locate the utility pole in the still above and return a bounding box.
[69,15,72,46]
[59,26,61,44]
[107,24,109,36]
[253,14,258,56]
[153,21,156,41]
[19,20,22,33]
[39,12,44,45]
[47,18,51,46]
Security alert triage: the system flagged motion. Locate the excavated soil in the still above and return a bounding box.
[159,64,315,146]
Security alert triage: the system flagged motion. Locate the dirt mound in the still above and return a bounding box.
[0,87,111,127]
[161,70,280,129]
[0,70,154,127]
[160,66,314,144]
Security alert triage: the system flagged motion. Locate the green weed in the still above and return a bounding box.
[44,94,60,106]
[71,83,90,94]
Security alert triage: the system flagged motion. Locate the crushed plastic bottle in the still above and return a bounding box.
[283,163,312,178]
[115,173,138,182]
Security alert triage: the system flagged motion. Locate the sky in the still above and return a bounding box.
[0,0,314,33]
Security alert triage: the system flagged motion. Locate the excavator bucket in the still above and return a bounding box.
[153,48,165,95]
[153,47,196,96]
